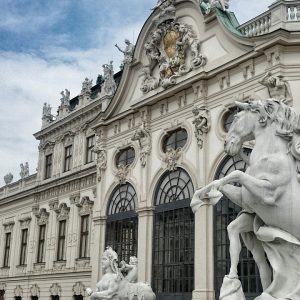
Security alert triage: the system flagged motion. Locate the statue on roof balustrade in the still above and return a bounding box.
[115,39,135,66]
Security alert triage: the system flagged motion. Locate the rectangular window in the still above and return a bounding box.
[64,145,72,172]
[79,215,89,258]
[45,154,53,179]
[3,232,11,267]
[57,220,66,261]
[86,135,95,164]
[19,229,28,265]
[37,224,46,263]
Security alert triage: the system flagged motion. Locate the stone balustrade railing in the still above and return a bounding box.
[238,0,300,37]
[0,174,37,199]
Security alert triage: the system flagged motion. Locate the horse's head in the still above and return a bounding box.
[224,101,257,156]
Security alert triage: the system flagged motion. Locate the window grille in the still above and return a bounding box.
[64,145,73,172]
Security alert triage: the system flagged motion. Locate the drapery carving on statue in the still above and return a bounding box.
[192,106,211,148]
[101,61,117,97]
[191,99,300,300]
[81,78,93,95]
[131,122,152,167]
[141,1,206,93]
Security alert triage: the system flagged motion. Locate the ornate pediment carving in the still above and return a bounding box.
[141,0,206,93]
[35,208,50,225]
[50,283,62,296]
[55,203,70,221]
[77,197,94,216]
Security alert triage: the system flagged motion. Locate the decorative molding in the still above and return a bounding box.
[30,284,40,297]
[264,45,283,68]
[49,199,59,211]
[77,196,94,216]
[14,285,23,297]
[141,0,206,93]
[70,193,80,205]
[50,283,62,296]
[163,148,182,171]
[75,257,91,270]
[3,220,15,232]
[192,106,211,148]
[53,260,66,271]
[58,131,75,146]
[72,282,85,296]
[55,203,70,221]
[192,80,208,100]
[116,165,130,184]
[18,216,32,229]
[218,70,230,90]
[131,122,152,167]
[39,141,55,153]
[35,208,50,225]
[240,59,255,80]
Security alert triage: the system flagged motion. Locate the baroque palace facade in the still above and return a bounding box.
[1,1,300,300]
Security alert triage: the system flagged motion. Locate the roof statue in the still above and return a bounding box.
[4,172,13,185]
[86,247,156,300]
[191,98,300,300]
[115,39,135,66]
[60,89,70,106]
[199,0,229,15]
[101,61,117,97]
[20,162,29,180]
[81,78,93,95]
[141,0,206,92]
[259,72,293,105]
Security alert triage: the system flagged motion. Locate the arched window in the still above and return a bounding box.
[105,183,138,263]
[214,149,262,299]
[152,168,194,300]
[116,147,135,167]
[163,128,188,152]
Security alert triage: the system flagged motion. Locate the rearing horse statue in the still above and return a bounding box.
[191,99,300,300]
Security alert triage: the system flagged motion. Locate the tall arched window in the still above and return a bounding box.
[214,149,262,299]
[152,168,194,300]
[105,183,138,263]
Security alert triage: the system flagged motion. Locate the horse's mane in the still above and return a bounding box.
[248,99,300,139]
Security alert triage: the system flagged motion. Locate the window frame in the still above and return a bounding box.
[79,215,89,258]
[57,220,66,261]
[115,147,135,167]
[86,135,95,164]
[64,145,73,172]
[19,228,28,265]
[162,128,188,152]
[37,224,46,263]
[45,153,53,179]
[3,232,11,267]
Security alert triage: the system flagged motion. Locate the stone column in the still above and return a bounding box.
[192,200,215,300]
[137,207,154,283]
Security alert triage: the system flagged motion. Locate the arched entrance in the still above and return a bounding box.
[152,168,195,300]
[105,183,138,263]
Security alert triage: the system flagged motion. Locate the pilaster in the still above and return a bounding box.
[192,202,215,300]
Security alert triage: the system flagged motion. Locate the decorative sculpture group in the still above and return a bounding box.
[86,247,155,300]
[20,162,29,180]
[191,98,300,300]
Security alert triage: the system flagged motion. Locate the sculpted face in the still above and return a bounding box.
[101,255,110,271]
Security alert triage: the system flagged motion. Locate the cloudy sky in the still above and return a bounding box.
[0,0,275,187]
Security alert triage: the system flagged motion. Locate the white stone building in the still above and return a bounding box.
[1,1,300,300]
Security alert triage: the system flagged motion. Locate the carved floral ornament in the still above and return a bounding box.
[72,282,85,296]
[131,122,152,167]
[14,285,23,297]
[50,283,62,296]
[141,0,207,93]
[163,148,182,171]
[59,131,75,146]
[55,203,70,221]
[76,196,94,216]
[19,216,32,229]
[30,284,40,297]
[35,208,50,225]
[192,106,211,148]
[3,220,15,232]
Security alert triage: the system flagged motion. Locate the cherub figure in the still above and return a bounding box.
[119,256,138,283]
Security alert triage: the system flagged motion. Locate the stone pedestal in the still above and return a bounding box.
[192,202,215,300]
